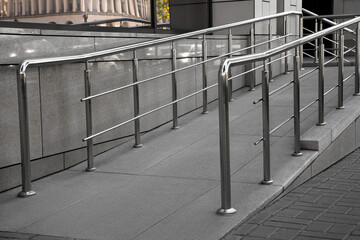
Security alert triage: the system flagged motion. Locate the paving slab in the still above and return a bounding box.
[224,148,360,240]
[20,176,218,240]
[0,171,134,232]
[132,182,282,240]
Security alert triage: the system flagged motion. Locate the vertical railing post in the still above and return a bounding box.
[299,15,304,69]
[314,19,319,63]
[84,62,96,172]
[293,48,302,156]
[337,30,344,109]
[17,70,36,198]
[217,60,236,215]
[318,42,326,126]
[355,22,360,96]
[261,59,273,185]
[133,51,142,147]
[202,34,209,114]
[171,41,179,129]
[249,23,255,91]
[228,29,234,101]
[284,16,289,73]
[334,20,339,57]
[268,20,273,81]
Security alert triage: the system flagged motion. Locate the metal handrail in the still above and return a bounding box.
[81,34,291,102]
[74,18,151,26]
[220,17,360,69]
[18,11,301,73]
[303,8,356,34]
[217,16,360,214]
[16,11,302,200]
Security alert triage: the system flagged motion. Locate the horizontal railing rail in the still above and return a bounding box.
[74,18,151,26]
[217,15,360,214]
[15,11,302,204]
[18,11,301,73]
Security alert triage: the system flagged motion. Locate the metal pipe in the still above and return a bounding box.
[302,9,356,34]
[17,70,36,198]
[261,59,273,185]
[337,30,344,109]
[269,115,294,135]
[285,16,289,73]
[228,29,234,101]
[217,59,236,215]
[293,49,302,156]
[317,43,326,126]
[249,23,255,91]
[84,62,96,172]
[343,72,356,83]
[300,15,304,69]
[268,21,273,81]
[230,54,291,82]
[220,17,360,70]
[300,99,318,113]
[133,51,142,148]
[171,42,179,129]
[315,19,319,63]
[83,82,219,141]
[202,34,209,114]
[307,41,351,62]
[335,20,339,57]
[19,11,303,73]
[355,22,360,96]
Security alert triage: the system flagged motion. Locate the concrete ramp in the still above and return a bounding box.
[0,66,359,240]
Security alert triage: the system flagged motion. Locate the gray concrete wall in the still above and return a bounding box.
[0,28,252,192]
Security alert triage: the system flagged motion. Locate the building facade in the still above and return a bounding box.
[0,0,151,25]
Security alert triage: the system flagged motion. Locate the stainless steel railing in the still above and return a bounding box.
[16,11,302,198]
[217,15,360,214]
[303,9,358,62]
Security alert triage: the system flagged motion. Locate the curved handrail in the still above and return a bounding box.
[18,10,301,73]
[219,16,360,74]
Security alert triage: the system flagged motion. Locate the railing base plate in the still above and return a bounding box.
[217,208,237,215]
[261,180,274,185]
[292,152,303,157]
[18,190,36,198]
[202,111,210,114]
[354,93,360,96]
[317,122,327,126]
[172,126,180,130]
[133,144,143,148]
[86,167,96,172]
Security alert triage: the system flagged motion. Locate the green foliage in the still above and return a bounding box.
[156,0,169,21]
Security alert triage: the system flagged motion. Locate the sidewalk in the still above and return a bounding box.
[0,66,357,240]
[224,148,360,240]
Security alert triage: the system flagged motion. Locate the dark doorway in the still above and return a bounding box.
[303,0,334,16]
[303,0,334,56]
